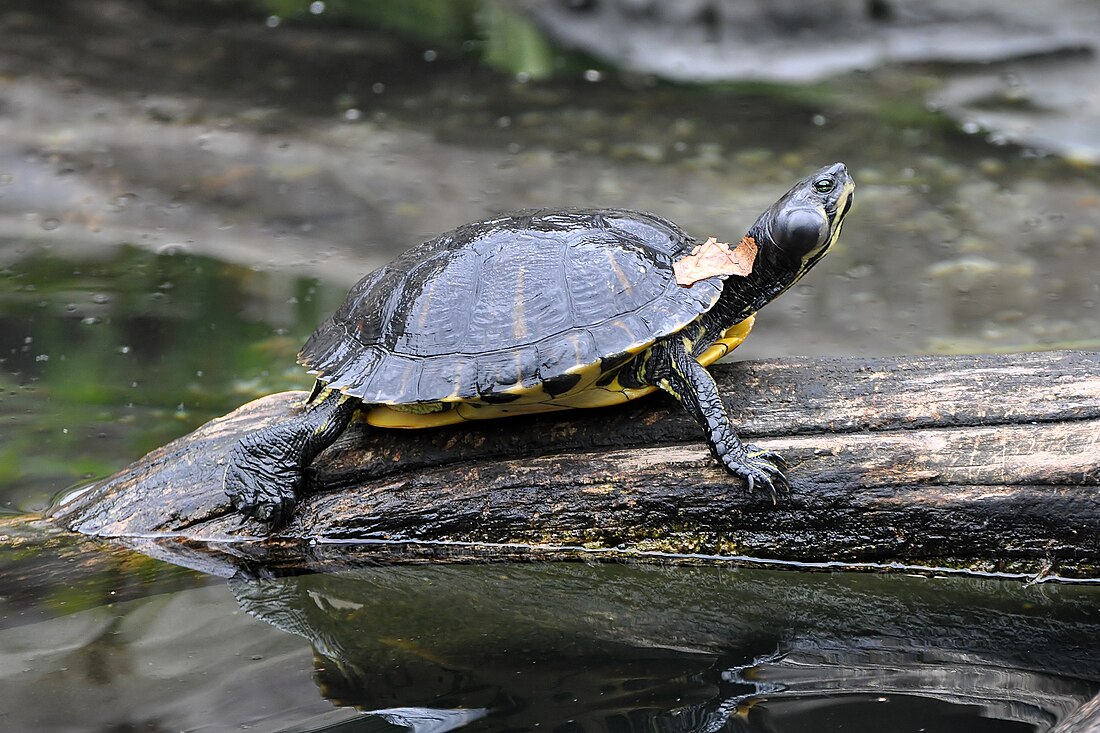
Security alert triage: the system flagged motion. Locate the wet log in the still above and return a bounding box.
[47,350,1100,578]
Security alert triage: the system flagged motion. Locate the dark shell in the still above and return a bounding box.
[300,209,722,403]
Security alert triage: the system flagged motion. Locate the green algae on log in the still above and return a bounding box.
[47,351,1100,578]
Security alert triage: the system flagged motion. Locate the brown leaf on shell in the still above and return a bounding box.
[673,235,758,286]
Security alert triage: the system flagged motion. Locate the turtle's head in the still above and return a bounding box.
[749,162,854,282]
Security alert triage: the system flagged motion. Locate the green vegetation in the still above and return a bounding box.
[0,245,338,510]
[252,0,566,79]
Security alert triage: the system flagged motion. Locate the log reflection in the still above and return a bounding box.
[228,563,1100,732]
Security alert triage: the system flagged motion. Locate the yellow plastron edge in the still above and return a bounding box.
[364,315,755,428]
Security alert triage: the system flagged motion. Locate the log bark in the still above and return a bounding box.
[46,351,1100,578]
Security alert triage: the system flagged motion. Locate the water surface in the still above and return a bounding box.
[2,1,1099,730]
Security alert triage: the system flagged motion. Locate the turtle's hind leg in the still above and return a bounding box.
[224,388,358,526]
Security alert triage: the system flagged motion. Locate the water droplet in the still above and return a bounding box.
[812,114,827,126]
[583,69,603,82]
[344,108,361,121]
[265,15,280,28]
[35,354,48,362]
[157,242,190,256]
[92,293,111,304]
[117,345,131,355]
[41,218,60,231]
[961,121,981,135]
[423,49,438,62]
[309,1,325,14]
[371,82,385,94]
[81,316,101,325]
[112,193,138,207]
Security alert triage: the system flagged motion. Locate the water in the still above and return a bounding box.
[2,1,1100,730]
[3,545,1099,732]
[0,245,335,513]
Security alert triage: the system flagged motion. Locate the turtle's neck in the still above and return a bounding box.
[700,227,804,336]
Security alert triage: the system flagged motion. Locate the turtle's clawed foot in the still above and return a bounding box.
[224,429,303,528]
[223,390,357,529]
[227,476,297,527]
[721,444,791,503]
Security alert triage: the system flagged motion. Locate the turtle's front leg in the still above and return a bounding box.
[224,388,358,526]
[634,337,789,501]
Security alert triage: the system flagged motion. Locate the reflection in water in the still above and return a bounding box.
[3,532,1099,731]
[228,563,1100,733]
[3,3,1100,730]
[303,707,490,733]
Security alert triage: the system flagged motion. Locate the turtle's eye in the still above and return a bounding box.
[775,208,828,256]
[813,177,835,194]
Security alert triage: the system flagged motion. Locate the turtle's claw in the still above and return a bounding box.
[225,469,298,529]
[721,444,791,502]
[751,448,788,472]
[224,430,302,530]
[267,496,297,529]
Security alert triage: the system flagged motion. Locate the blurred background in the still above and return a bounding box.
[3,2,1100,731]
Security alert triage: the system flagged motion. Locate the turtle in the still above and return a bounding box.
[225,162,855,525]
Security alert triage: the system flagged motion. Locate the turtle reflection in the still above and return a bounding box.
[227,563,1100,733]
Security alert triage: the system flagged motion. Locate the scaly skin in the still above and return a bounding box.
[630,335,789,501]
[224,389,358,526]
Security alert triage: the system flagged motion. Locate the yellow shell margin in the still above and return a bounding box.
[362,315,755,428]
